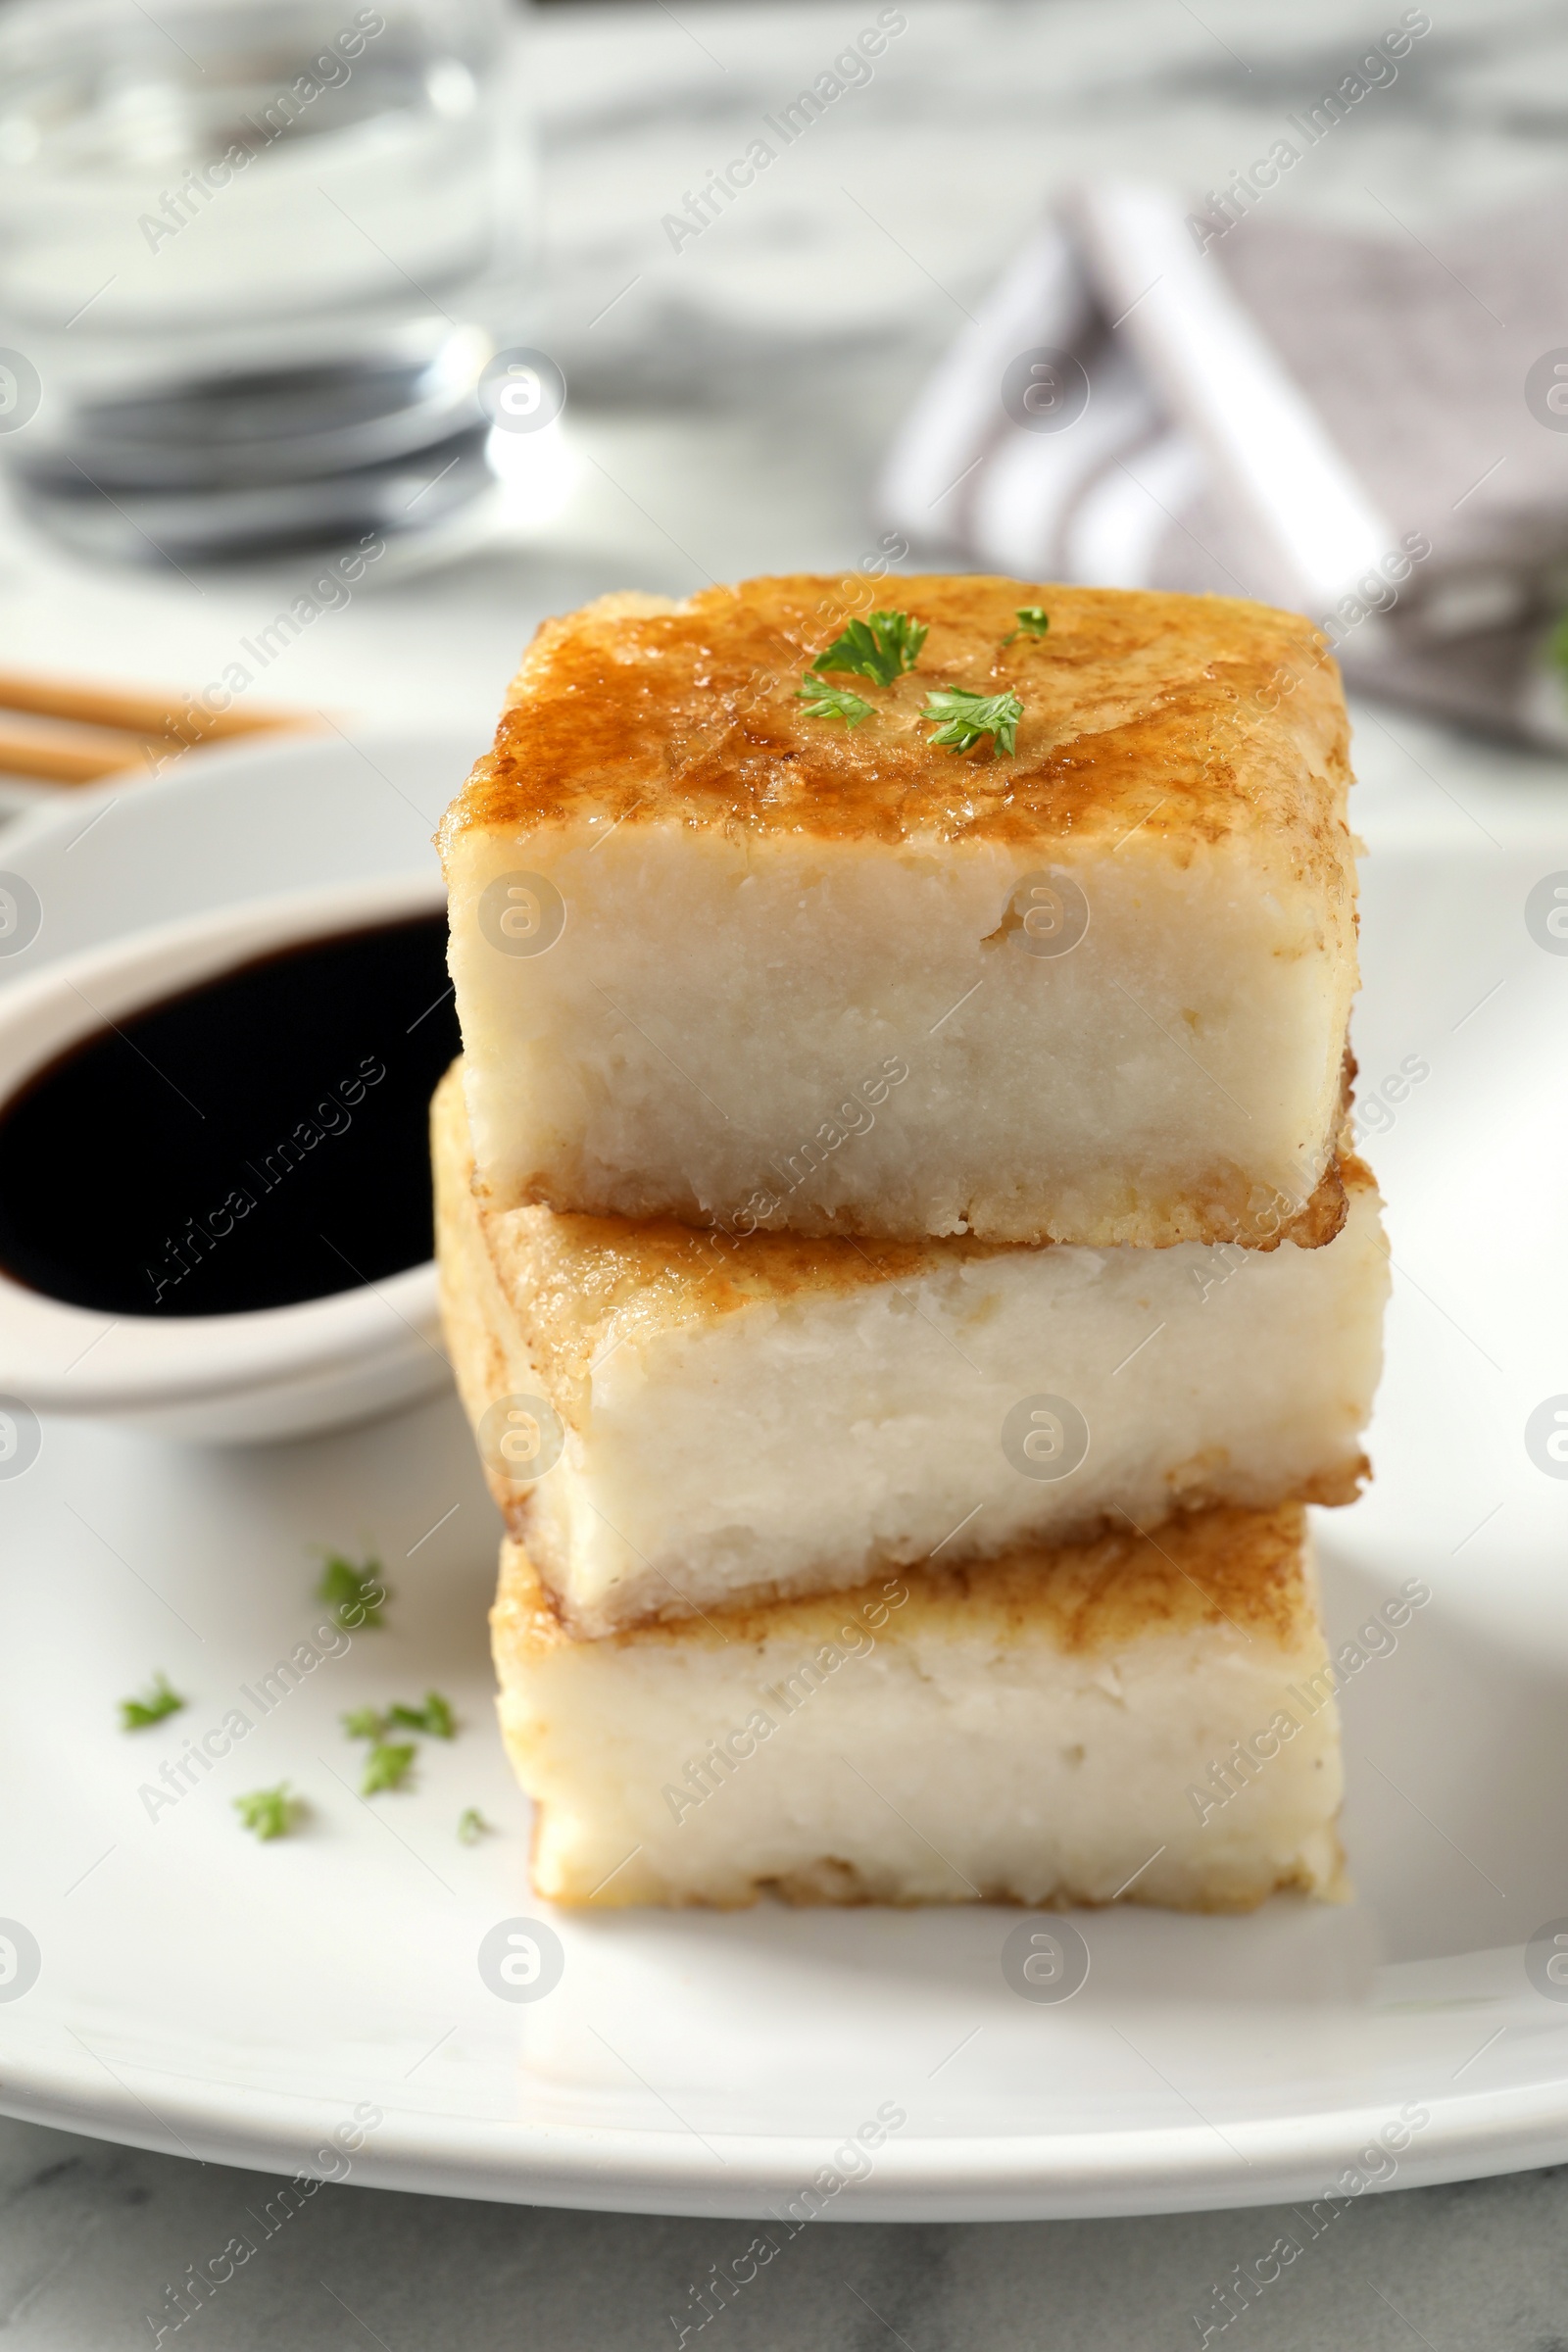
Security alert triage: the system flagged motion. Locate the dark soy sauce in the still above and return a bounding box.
[0,912,461,1317]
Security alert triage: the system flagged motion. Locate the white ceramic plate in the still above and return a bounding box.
[4,724,1568,2222]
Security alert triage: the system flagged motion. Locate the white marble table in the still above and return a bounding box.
[4,2101,1568,2349]
[5,1,1568,2340]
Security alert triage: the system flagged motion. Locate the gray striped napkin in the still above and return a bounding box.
[880,181,1568,745]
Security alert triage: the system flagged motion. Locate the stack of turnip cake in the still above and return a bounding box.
[433,575,1387,1913]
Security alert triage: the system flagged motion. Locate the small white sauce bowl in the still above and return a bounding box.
[0,871,452,1444]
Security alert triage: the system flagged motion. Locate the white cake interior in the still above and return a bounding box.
[446,823,1355,1248]
[436,1065,1388,1639]
[492,1505,1347,1911]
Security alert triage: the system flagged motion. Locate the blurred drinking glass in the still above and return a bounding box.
[0,0,529,563]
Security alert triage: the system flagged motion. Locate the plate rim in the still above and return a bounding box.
[2,2037,1567,2219]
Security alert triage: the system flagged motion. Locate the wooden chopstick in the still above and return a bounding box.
[0,668,314,740]
[0,666,318,786]
[0,713,167,786]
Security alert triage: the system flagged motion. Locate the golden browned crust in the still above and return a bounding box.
[1224,1158,1346,1252]
[526,1813,1322,1919]
[1293,1453,1370,1509]
[491,1501,1314,1667]
[746,1856,1330,1916]
[438,575,1352,872]
[497,1148,1354,1255]
[522,1833,1337,1912]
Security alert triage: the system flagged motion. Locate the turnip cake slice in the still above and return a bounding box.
[439,575,1359,1247]
[491,1503,1348,1910]
[435,1063,1387,1639]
